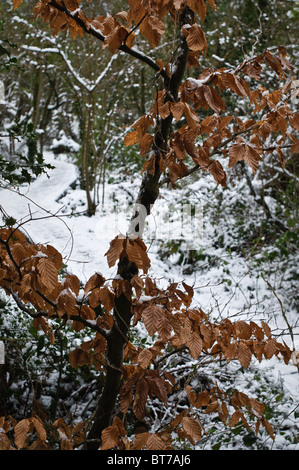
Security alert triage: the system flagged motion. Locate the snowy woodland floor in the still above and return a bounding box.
[0,150,298,449]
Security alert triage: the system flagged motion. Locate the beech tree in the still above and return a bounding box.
[0,0,298,450]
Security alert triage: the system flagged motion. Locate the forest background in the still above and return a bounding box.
[0,0,298,450]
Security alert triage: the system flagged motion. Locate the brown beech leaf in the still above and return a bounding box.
[64,273,81,296]
[132,432,150,450]
[105,236,125,268]
[128,0,147,25]
[103,25,129,54]
[261,320,272,338]
[30,417,47,443]
[133,378,148,419]
[146,433,165,450]
[170,101,185,121]
[208,160,227,186]
[69,347,89,369]
[37,257,58,292]
[43,244,63,270]
[244,145,262,173]
[237,341,252,369]
[12,0,23,9]
[186,24,207,54]
[124,130,139,146]
[84,272,105,295]
[264,338,278,359]
[101,424,119,450]
[203,85,225,114]
[14,419,30,450]
[10,243,26,265]
[229,410,242,427]
[137,348,153,369]
[98,285,114,312]
[289,113,299,131]
[186,330,203,359]
[235,321,252,340]
[140,16,165,48]
[182,417,202,444]
[195,390,211,408]
[142,305,164,336]
[187,0,206,22]
[229,143,262,173]
[125,238,150,274]
[57,291,78,318]
[183,102,200,128]
[262,418,275,439]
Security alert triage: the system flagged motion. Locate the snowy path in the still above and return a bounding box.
[1,152,77,259]
[0,152,129,280]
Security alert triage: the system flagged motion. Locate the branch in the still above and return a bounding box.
[48,0,169,81]
[21,43,117,94]
[7,287,109,340]
[159,123,260,187]
[261,274,297,358]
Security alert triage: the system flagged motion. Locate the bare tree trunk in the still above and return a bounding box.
[82,95,96,216]
[86,6,194,450]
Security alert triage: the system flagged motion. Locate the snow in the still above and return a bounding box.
[0,150,298,449]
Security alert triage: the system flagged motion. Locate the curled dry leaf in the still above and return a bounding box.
[185,24,207,54]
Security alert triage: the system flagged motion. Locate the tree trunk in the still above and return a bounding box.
[86,6,194,449]
[82,95,96,216]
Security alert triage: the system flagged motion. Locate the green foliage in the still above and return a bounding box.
[0,21,19,71]
[0,296,99,421]
[0,120,54,187]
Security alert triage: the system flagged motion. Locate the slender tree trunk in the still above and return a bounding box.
[86,7,194,449]
[32,66,43,129]
[83,95,96,216]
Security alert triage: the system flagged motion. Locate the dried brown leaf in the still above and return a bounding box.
[264,338,278,359]
[186,330,203,359]
[84,272,105,295]
[237,342,252,369]
[133,378,148,419]
[208,160,227,186]
[101,424,119,450]
[186,24,207,53]
[182,417,202,444]
[12,0,23,9]
[105,236,125,268]
[137,348,153,369]
[140,16,165,48]
[14,419,30,449]
[37,257,58,292]
[229,410,242,427]
[146,433,165,450]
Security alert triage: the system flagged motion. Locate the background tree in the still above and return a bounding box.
[0,0,298,451]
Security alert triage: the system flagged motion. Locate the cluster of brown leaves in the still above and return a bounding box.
[13,0,215,49]
[105,234,151,274]
[5,0,297,451]
[0,223,292,449]
[13,1,298,189]
[127,275,291,370]
[98,383,276,450]
[0,227,113,366]
[0,415,86,450]
[126,48,298,187]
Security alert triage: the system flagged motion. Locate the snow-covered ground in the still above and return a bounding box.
[0,151,298,448]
